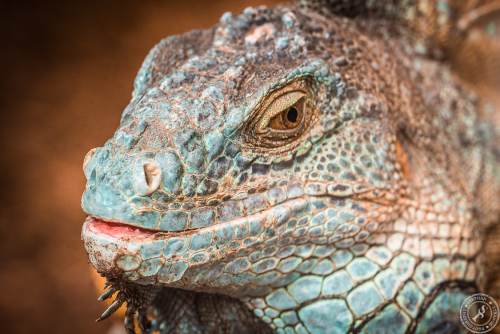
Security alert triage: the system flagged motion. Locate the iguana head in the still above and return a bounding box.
[81,3,498,333]
[83,4,404,289]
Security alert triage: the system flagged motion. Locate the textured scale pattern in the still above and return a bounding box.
[81,1,499,333]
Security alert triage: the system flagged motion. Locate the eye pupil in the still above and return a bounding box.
[286,107,298,123]
[266,95,306,132]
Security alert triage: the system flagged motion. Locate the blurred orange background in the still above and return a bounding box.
[0,1,278,333]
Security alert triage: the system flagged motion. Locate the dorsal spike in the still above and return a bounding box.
[297,0,406,18]
[457,1,500,32]
[299,0,500,96]
[450,1,500,105]
[298,0,500,58]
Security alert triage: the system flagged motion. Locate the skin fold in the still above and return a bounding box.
[81,1,499,333]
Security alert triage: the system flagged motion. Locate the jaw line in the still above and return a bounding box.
[81,184,392,285]
[82,197,311,282]
[83,196,310,242]
[82,179,384,236]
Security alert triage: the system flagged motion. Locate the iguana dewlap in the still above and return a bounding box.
[81,1,500,333]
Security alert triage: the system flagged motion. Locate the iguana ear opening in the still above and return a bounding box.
[395,139,411,181]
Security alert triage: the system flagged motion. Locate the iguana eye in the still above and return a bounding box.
[255,79,311,137]
[244,78,316,153]
[268,95,305,131]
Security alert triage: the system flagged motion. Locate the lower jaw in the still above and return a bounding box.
[82,217,180,284]
[81,215,253,286]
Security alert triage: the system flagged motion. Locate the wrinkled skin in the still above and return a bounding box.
[81,4,499,334]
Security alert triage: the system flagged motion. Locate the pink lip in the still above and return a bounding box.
[86,217,156,239]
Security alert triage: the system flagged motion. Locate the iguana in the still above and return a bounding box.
[81,1,500,333]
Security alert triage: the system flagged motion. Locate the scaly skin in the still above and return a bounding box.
[81,2,499,333]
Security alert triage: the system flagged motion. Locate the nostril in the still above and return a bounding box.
[83,148,97,177]
[134,160,162,196]
[143,162,161,189]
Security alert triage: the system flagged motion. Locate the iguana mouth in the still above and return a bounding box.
[86,217,206,238]
[84,181,396,237]
[83,185,398,283]
[82,197,311,280]
[88,218,157,238]
[83,195,310,243]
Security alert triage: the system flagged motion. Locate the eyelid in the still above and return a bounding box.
[257,90,306,131]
